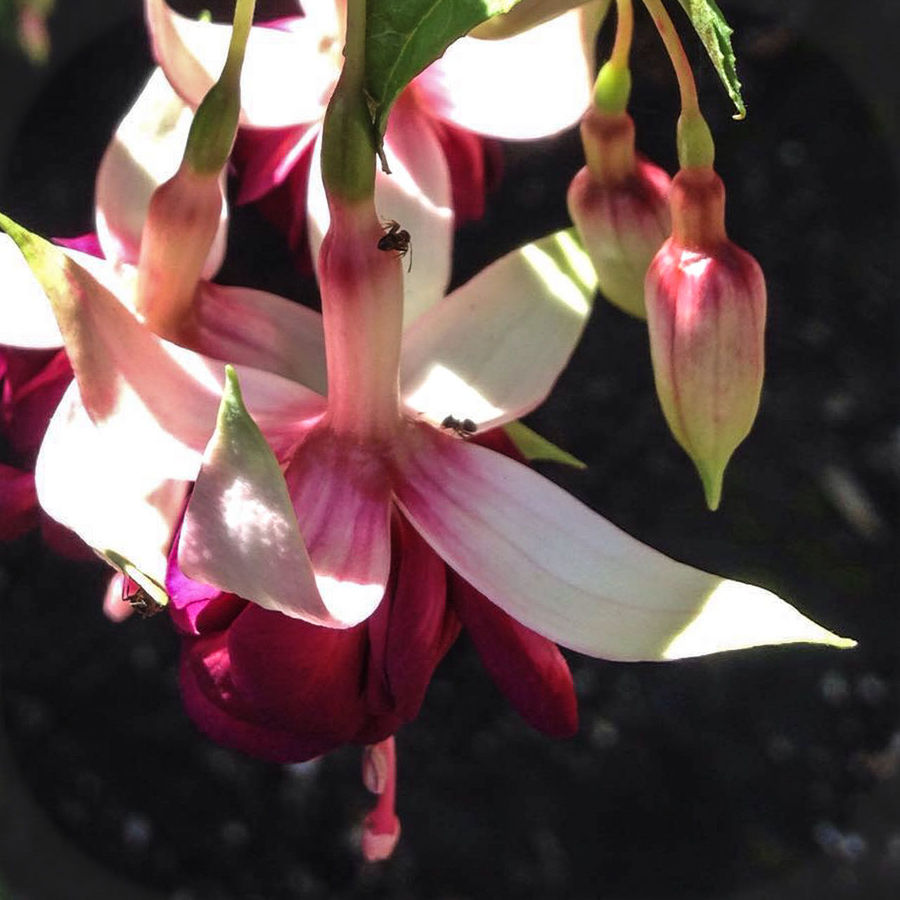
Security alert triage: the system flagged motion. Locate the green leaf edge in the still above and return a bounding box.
[366,0,522,138]
[676,0,746,119]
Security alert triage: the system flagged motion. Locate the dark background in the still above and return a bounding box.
[1,1,899,897]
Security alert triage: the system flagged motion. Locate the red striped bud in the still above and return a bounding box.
[567,109,670,318]
[644,167,766,510]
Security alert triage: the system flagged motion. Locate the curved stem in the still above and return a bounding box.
[642,0,714,168]
[642,0,699,115]
[610,0,634,69]
[593,0,634,114]
[224,0,256,82]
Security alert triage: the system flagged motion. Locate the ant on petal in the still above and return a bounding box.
[124,585,165,618]
[377,219,412,272]
[441,415,477,438]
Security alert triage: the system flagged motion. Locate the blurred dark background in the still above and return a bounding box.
[1,1,899,898]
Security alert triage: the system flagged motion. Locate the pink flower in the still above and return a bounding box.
[2,149,846,865]
[144,0,596,286]
[644,165,766,509]
[170,425,577,768]
[568,108,671,318]
[2,188,842,671]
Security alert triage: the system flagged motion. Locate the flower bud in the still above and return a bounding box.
[644,166,766,510]
[135,161,222,340]
[567,108,670,318]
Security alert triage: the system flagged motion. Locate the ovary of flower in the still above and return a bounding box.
[404,364,503,427]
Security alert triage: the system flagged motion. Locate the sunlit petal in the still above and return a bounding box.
[284,428,393,627]
[400,229,597,429]
[36,383,188,584]
[95,68,227,276]
[415,8,592,139]
[395,424,855,660]
[0,233,62,348]
[145,0,335,127]
[179,369,337,626]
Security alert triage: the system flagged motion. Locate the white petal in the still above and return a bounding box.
[146,0,336,128]
[394,424,855,660]
[36,383,188,585]
[401,229,597,429]
[0,233,63,348]
[415,8,592,139]
[95,68,227,276]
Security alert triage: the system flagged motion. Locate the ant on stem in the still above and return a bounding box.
[377,219,412,271]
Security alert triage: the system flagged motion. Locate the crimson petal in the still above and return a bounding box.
[451,574,577,737]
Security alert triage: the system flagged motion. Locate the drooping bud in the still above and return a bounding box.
[567,107,671,318]
[135,164,222,341]
[644,166,766,510]
[136,0,256,340]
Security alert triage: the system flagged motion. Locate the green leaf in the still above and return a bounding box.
[366,0,523,138]
[504,421,587,470]
[675,0,745,119]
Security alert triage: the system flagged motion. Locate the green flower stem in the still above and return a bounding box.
[321,0,376,203]
[642,0,715,169]
[610,0,633,69]
[185,0,257,174]
[593,0,633,114]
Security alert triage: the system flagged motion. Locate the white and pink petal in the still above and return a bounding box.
[95,68,228,276]
[283,427,394,628]
[400,229,596,430]
[145,0,335,128]
[192,281,327,394]
[35,383,189,585]
[394,423,855,661]
[414,7,593,140]
[179,368,335,625]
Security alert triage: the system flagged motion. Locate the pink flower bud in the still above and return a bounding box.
[135,162,222,340]
[567,109,671,318]
[644,166,766,510]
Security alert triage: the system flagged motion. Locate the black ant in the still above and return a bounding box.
[124,585,165,618]
[377,219,412,271]
[441,415,477,438]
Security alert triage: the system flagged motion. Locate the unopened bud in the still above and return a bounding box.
[135,162,222,339]
[567,109,670,318]
[644,166,766,510]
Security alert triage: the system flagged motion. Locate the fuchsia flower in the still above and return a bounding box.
[1,189,844,681]
[1,180,847,859]
[645,165,766,510]
[144,0,597,276]
[568,107,671,318]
